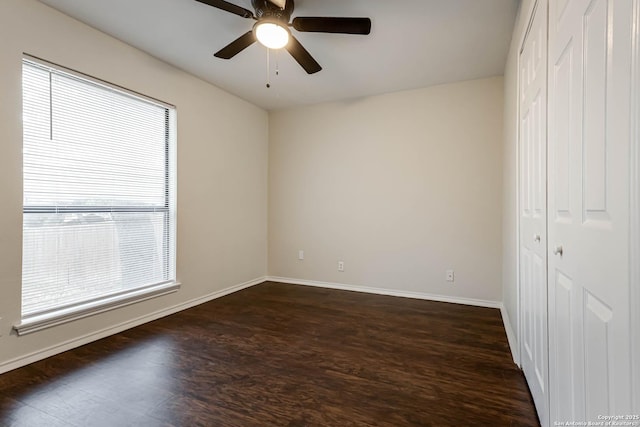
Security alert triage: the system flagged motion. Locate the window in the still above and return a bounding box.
[19,57,177,329]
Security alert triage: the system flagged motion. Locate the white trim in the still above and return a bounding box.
[501,303,520,365]
[630,0,640,413]
[23,54,175,109]
[0,276,266,375]
[15,281,181,336]
[266,276,501,309]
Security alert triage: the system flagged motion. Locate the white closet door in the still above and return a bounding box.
[519,1,549,425]
[547,0,633,422]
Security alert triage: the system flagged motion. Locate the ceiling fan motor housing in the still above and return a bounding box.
[252,0,293,24]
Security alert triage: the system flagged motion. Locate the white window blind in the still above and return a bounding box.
[21,58,177,319]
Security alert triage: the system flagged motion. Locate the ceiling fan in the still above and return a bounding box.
[195,0,372,74]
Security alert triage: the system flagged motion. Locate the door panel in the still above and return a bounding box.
[547,0,633,422]
[553,41,572,219]
[522,249,533,360]
[584,292,613,420]
[554,271,575,421]
[519,1,549,425]
[582,0,608,217]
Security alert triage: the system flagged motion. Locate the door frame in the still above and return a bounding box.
[631,0,640,413]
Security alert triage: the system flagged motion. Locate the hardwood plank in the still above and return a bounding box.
[0,281,539,426]
[0,396,70,427]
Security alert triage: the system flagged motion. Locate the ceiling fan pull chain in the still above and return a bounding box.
[275,49,280,76]
[266,48,271,88]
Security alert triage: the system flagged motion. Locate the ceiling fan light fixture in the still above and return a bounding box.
[254,21,290,49]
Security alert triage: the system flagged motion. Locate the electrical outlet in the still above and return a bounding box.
[338,261,344,272]
[298,250,304,260]
[446,270,455,282]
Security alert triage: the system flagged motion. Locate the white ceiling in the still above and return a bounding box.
[38,0,519,111]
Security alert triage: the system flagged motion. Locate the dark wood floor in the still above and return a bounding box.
[0,281,539,426]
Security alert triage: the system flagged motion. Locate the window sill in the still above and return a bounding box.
[13,281,181,336]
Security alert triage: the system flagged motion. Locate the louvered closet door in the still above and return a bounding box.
[547,0,633,422]
[519,1,549,425]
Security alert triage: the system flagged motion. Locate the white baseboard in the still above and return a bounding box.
[267,276,519,364]
[500,303,520,366]
[266,276,501,309]
[1,276,515,375]
[0,276,267,375]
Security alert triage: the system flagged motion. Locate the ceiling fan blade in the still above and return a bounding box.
[214,31,257,59]
[195,0,254,19]
[292,17,371,35]
[285,35,322,74]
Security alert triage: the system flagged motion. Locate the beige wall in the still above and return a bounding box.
[269,77,504,303]
[0,0,513,372]
[502,0,534,359]
[0,0,268,369]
